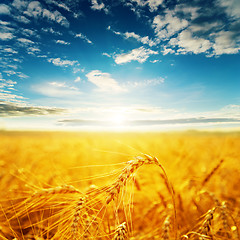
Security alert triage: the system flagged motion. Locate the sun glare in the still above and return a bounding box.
[110,113,126,126]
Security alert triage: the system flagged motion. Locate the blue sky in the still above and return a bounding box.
[0,0,240,131]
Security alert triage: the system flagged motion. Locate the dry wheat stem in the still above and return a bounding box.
[32,185,81,197]
[201,159,224,188]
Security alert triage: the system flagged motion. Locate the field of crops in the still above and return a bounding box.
[0,131,239,239]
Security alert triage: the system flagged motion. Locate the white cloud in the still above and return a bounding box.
[86,70,126,93]
[45,10,70,28]
[0,79,17,89]
[48,57,79,67]
[174,5,199,20]
[73,67,84,74]
[3,70,16,76]
[0,32,14,40]
[169,30,211,54]
[17,38,34,44]
[18,72,29,78]
[34,81,80,97]
[25,1,42,18]
[22,28,39,37]
[55,3,70,12]
[0,20,10,25]
[125,77,165,88]
[190,22,221,33]
[0,92,26,102]
[102,52,111,57]
[148,0,164,11]
[150,59,161,63]
[217,0,240,19]
[220,105,240,118]
[0,77,26,103]
[129,0,164,12]
[12,0,28,10]
[153,12,189,40]
[162,46,175,55]
[27,47,41,55]
[23,1,70,27]
[110,28,158,47]
[75,33,93,44]
[17,38,35,47]
[42,27,62,35]
[74,77,81,82]
[212,30,240,55]
[46,0,71,12]
[148,2,240,56]
[91,0,107,12]
[46,0,83,19]
[114,46,158,64]
[55,40,70,45]
[0,4,11,15]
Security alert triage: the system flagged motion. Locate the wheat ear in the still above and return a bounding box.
[162,216,170,240]
[113,222,128,240]
[106,155,159,204]
[71,196,86,239]
[106,154,177,240]
[199,208,215,240]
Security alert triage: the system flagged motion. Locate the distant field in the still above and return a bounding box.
[0,131,239,239]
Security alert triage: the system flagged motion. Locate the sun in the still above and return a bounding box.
[110,113,126,126]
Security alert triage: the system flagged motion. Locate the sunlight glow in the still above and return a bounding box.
[110,113,126,126]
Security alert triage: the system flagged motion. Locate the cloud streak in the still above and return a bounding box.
[108,26,158,47]
[86,70,126,93]
[115,47,158,64]
[74,33,93,44]
[0,101,66,117]
[48,57,79,67]
[33,81,81,97]
[58,117,240,127]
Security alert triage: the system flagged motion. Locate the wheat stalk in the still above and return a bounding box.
[201,159,224,188]
[32,184,81,197]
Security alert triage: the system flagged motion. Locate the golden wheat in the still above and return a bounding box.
[0,131,239,239]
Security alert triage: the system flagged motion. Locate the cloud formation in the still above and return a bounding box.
[0,100,66,117]
[0,32,14,40]
[125,77,165,88]
[126,0,240,56]
[48,57,79,67]
[90,0,108,13]
[75,33,93,44]
[127,0,164,12]
[115,47,158,64]
[55,39,70,45]
[0,4,11,15]
[58,117,240,127]
[33,81,81,97]
[11,0,70,27]
[86,70,126,93]
[152,12,189,40]
[108,26,158,47]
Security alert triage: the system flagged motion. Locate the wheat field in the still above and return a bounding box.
[0,131,239,240]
